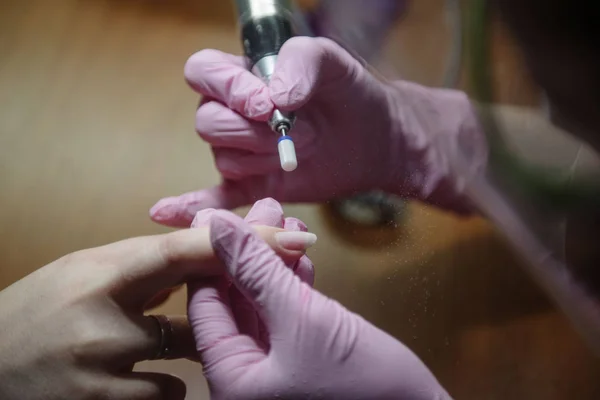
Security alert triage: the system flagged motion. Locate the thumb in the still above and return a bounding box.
[269,36,362,111]
[210,210,316,335]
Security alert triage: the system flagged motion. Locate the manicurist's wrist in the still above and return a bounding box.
[381,80,488,215]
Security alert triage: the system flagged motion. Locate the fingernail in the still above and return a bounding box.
[275,231,317,251]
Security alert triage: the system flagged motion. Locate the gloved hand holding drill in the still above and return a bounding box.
[150,36,487,227]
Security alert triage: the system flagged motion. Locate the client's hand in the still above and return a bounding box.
[0,205,312,400]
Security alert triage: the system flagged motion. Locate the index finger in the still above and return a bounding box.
[104,225,309,307]
[185,49,273,120]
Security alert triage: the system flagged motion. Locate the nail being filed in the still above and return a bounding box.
[275,231,318,251]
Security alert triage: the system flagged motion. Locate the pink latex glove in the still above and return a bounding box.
[188,209,450,399]
[151,37,486,227]
[189,198,315,345]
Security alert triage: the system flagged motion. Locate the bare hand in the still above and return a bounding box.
[0,221,308,400]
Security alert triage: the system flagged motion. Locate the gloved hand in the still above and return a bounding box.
[188,210,451,400]
[151,37,486,227]
[188,197,315,354]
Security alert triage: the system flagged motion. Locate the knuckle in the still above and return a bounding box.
[254,197,280,210]
[314,36,339,52]
[156,234,177,265]
[192,48,222,63]
[68,321,107,366]
[285,36,315,52]
[191,208,217,227]
[315,36,351,62]
[242,86,270,117]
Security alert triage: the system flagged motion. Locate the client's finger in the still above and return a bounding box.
[108,224,315,308]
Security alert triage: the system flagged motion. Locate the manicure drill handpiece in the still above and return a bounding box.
[234,0,298,172]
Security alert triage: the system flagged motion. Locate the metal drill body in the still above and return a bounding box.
[235,0,297,136]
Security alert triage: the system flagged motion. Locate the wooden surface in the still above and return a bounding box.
[1,1,599,399]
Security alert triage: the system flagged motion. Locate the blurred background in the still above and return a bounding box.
[1,0,599,398]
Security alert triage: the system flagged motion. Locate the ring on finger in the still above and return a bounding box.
[148,314,173,360]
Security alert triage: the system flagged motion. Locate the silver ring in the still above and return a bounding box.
[148,315,173,360]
